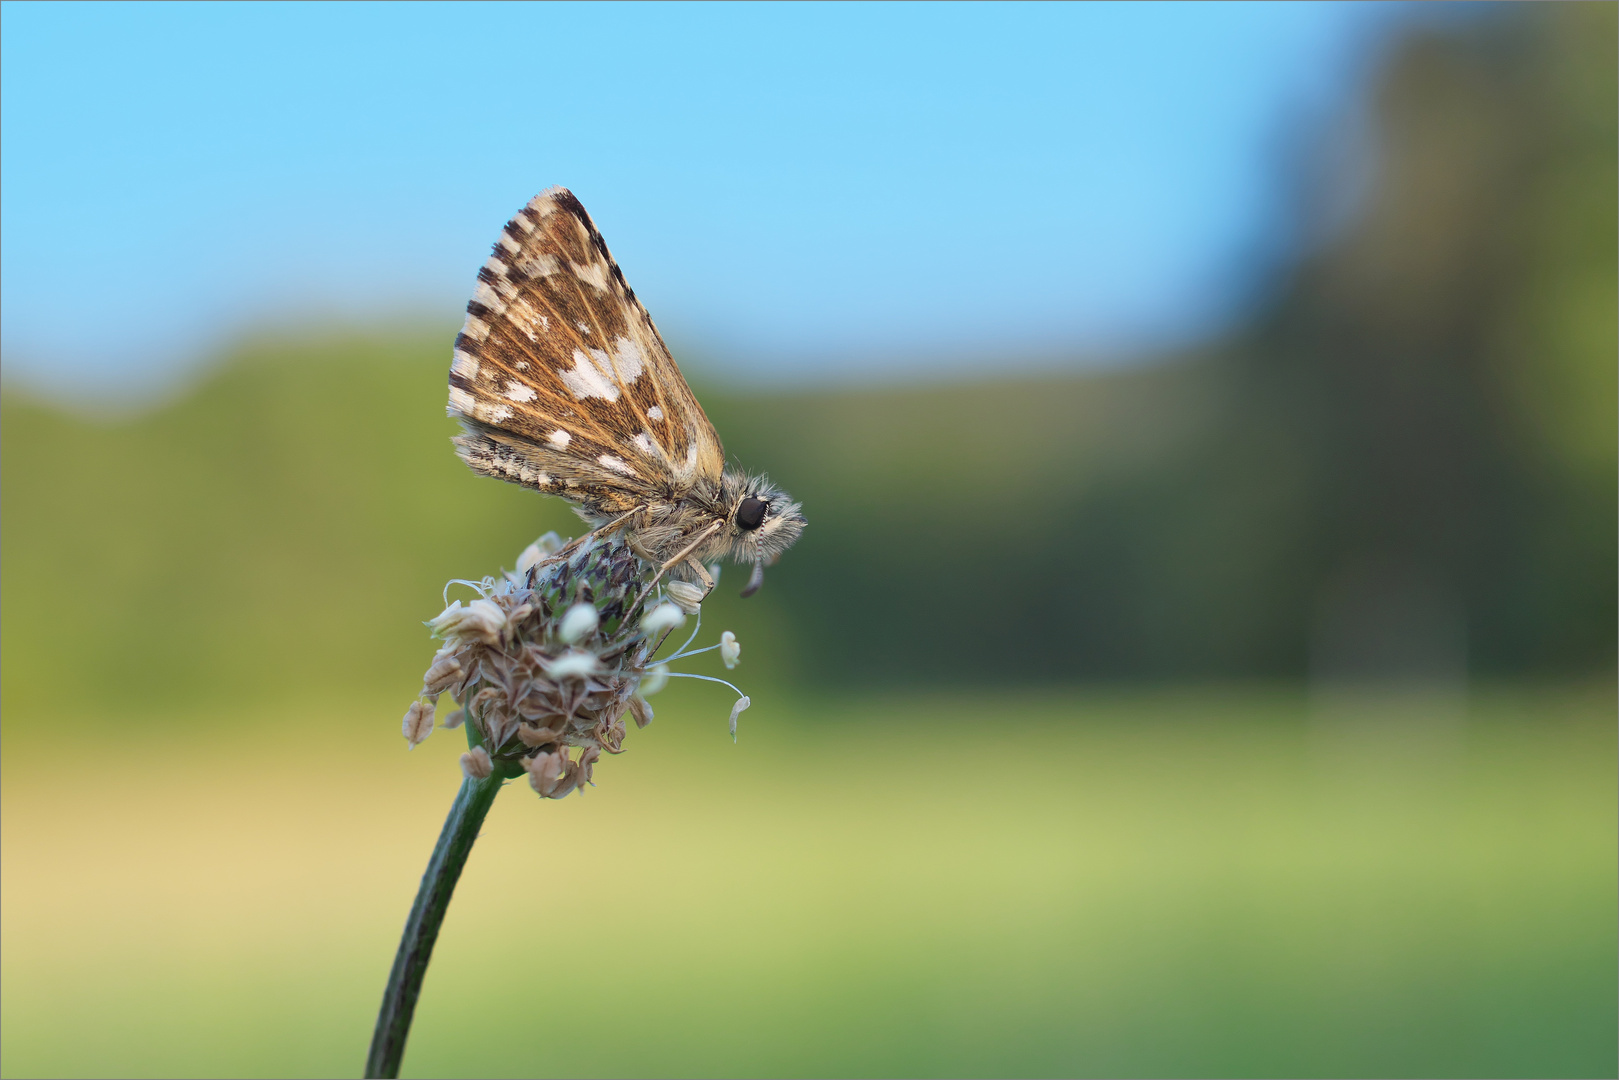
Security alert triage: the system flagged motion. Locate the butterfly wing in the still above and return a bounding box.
[448,188,725,515]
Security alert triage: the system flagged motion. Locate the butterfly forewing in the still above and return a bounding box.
[448,188,725,515]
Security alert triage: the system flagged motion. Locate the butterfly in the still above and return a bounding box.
[447,187,805,598]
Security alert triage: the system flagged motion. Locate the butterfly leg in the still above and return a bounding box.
[625,521,724,621]
[683,557,715,593]
[542,505,648,567]
[593,505,647,539]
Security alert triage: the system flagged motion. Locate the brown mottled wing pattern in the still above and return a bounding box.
[448,187,725,516]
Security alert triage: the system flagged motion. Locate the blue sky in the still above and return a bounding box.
[1,1,1411,401]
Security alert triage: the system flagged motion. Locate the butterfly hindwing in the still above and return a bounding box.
[448,188,726,515]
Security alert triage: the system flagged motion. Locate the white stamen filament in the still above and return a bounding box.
[442,577,495,605]
[661,643,719,663]
[663,672,748,698]
[667,607,704,659]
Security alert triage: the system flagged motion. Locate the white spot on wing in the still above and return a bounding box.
[472,282,506,313]
[451,350,479,379]
[507,297,548,341]
[497,232,520,254]
[646,405,664,422]
[548,429,571,448]
[571,259,609,291]
[483,256,510,277]
[612,335,645,375]
[477,403,512,424]
[504,380,536,403]
[597,454,636,476]
[448,387,475,415]
[518,253,559,277]
[631,433,654,455]
[513,213,536,234]
[461,314,490,341]
[556,336,646,402]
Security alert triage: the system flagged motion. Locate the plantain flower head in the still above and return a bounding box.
[399,533,756,797]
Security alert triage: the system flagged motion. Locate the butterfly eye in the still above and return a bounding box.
[736,497,767,531]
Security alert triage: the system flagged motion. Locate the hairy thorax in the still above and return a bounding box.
[588,470,804,576]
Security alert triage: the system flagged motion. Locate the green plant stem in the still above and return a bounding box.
[364,771,503,1078]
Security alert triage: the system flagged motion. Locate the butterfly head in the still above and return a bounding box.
[713,469,805,569]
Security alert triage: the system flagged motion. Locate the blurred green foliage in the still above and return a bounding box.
[754,3,1618,683]
[1,5,1613,719]
[2,332,563,717]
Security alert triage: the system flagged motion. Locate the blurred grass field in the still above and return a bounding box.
[2,684,1613,1078]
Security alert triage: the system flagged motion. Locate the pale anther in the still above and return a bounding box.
[641,603,686,636]
[542,650,601,679]
[639,663,669,696]
[665,580,705,614]
[558,602,599,644]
